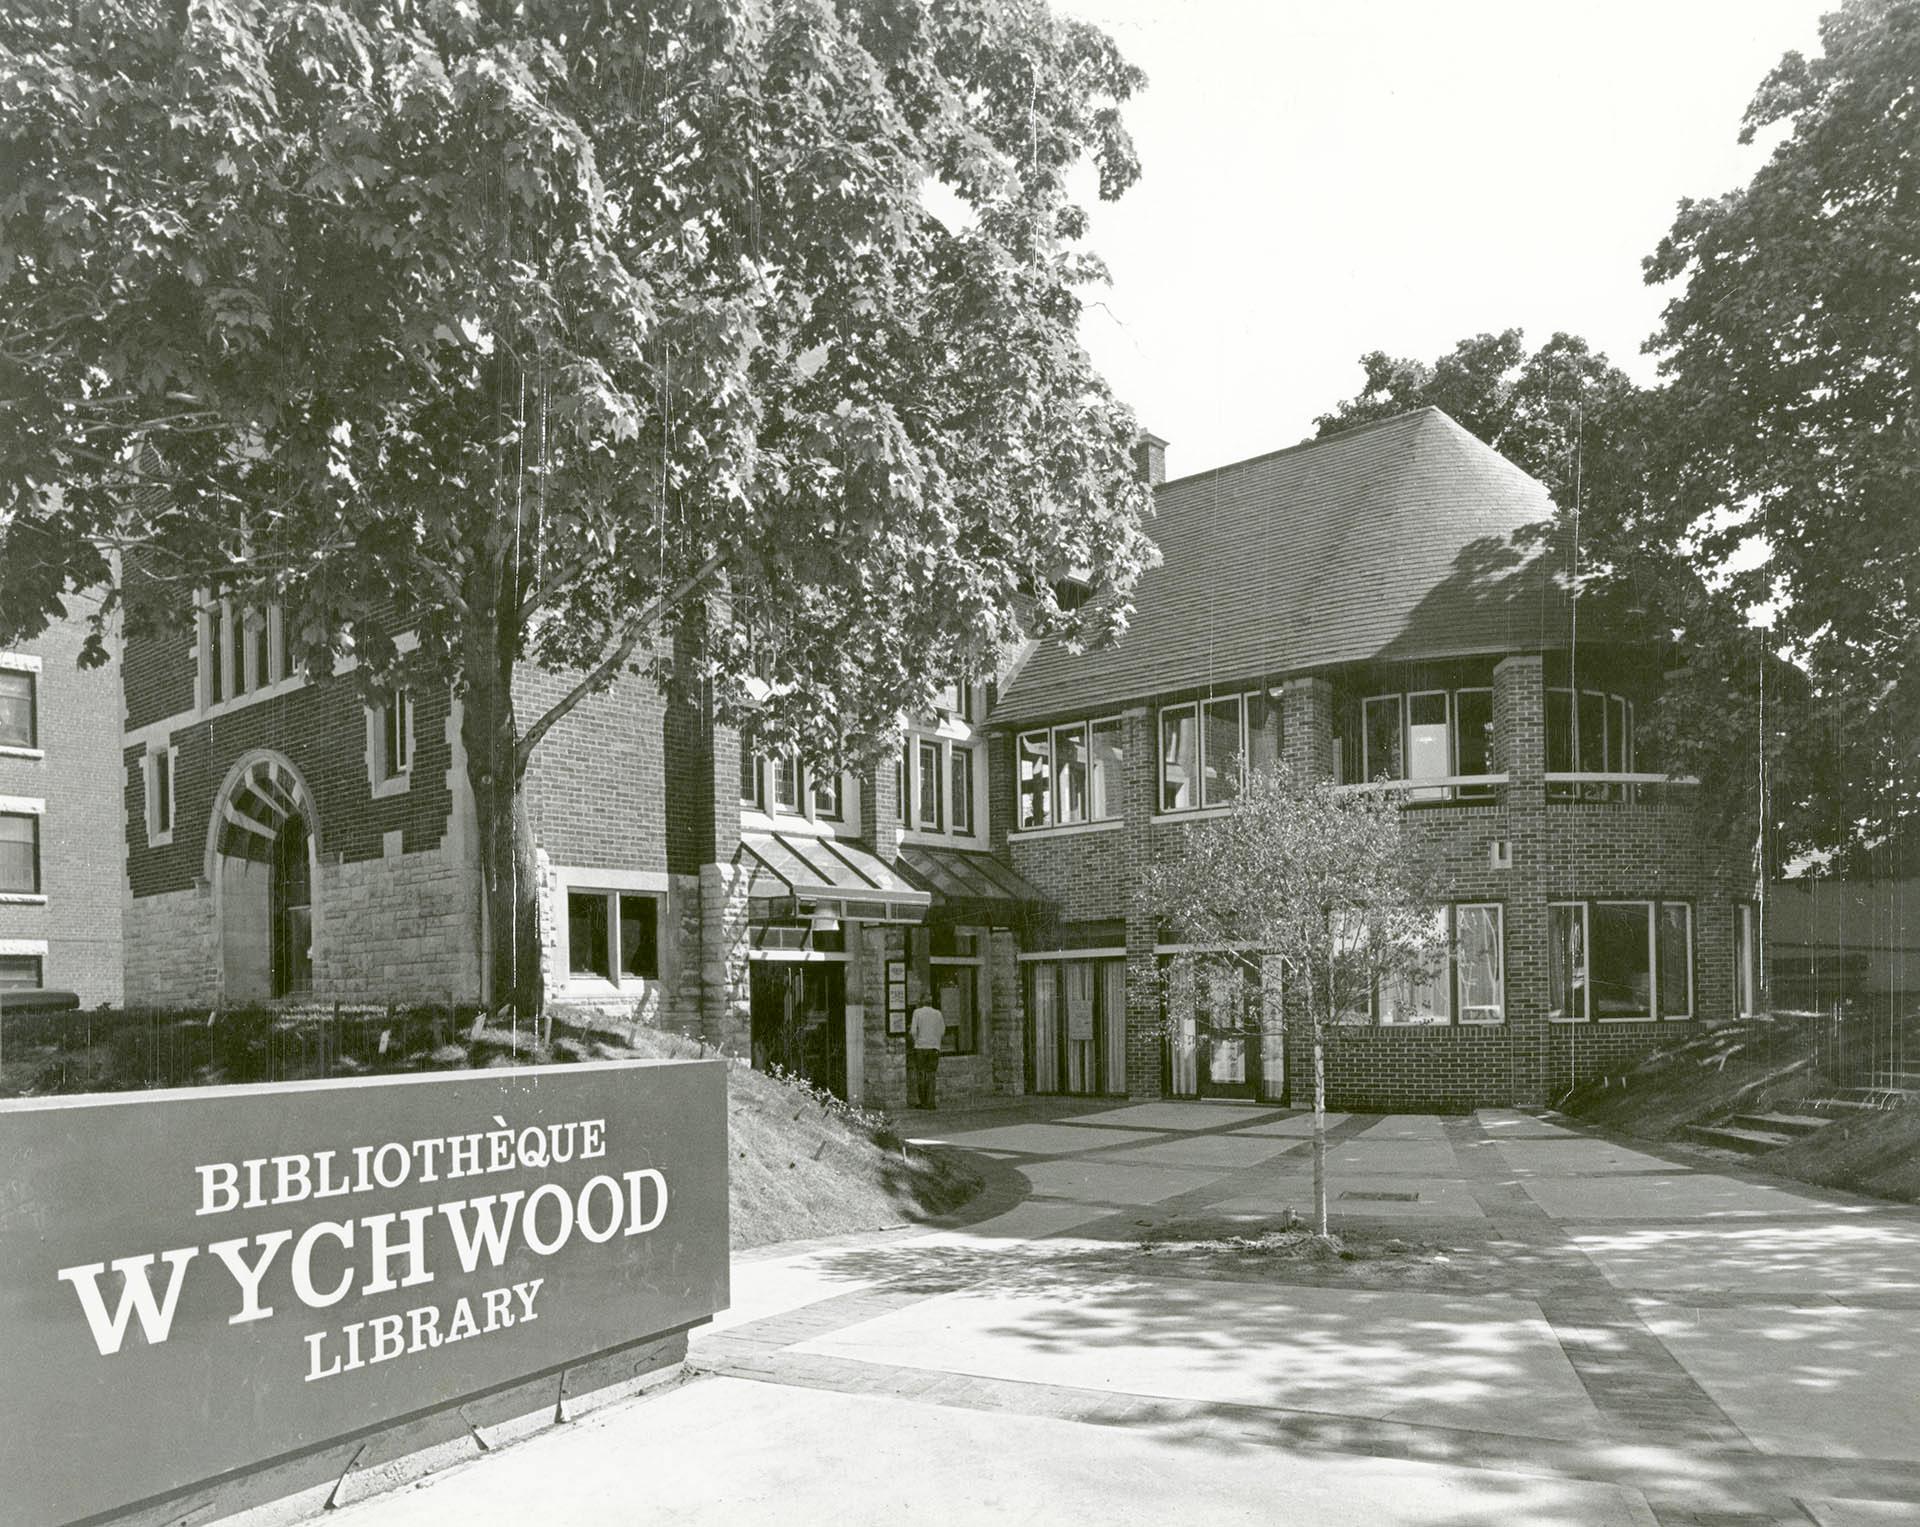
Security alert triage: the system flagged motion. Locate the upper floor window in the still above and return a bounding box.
[203,596,293,707]
[951,744,974,835]
[0,667,36,749]
[1159,691,1280,813]
[741,751,845,826]
[381,689,413,780]
[1018,716,1124,828]
[932,677,977,724]
[1348,686,1495,799]
[902,732,982,840]
[917,737,943,830]
[1546,687,1632,786]
[0,809,41,894]
[1548,899,1691,1021]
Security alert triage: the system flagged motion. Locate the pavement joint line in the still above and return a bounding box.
[688,1347,1920,1510]
[1446,1115,1771,1455]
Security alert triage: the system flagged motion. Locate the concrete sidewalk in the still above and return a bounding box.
[337,1102,1920,1526]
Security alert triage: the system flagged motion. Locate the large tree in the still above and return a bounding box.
[0,0,1157,1009]
[1138,766,1443,1237]
[1641,0,1920,876]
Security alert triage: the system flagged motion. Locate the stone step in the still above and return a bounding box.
[1682,1123,1793,1155]
[1730,1111,1833,1138]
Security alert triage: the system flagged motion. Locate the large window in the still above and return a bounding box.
[742,752,845,825]
[1019,718,1123,827]
[928,927,984,1054]
[1548,900,1692,1021]
[0,812,40,894]
[1375,904,1505,1026]
[0,669,35,749]
[1353,686,1498,797]
[1547,688,1633,797]
[1158,692,1280,814]
[203,597,292,705]
[568,890,660,984]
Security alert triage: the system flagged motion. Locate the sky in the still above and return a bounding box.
[1055,0,1834,480]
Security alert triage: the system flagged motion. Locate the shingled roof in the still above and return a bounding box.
[992,407,1582,726]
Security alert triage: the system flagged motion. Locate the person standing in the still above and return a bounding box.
[908,997,947,1110]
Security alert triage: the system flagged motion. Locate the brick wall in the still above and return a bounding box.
[1,607,124,1004]
[997,651,1755,1110]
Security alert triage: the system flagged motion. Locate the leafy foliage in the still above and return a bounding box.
[1641,0,1920,875]
[0,0,1158,1003]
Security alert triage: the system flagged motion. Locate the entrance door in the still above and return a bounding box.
[751,961,848,1099]
[270,815,313,998]
[1166,956,1285,1102]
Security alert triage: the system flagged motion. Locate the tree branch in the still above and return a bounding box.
[514,552,725,771]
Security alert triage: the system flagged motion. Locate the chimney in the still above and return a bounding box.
[1133,431,1168,488]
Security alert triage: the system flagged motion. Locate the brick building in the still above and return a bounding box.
[1,600,124,1005]
[118,405,1759,1111]
[990,408,1761,1111]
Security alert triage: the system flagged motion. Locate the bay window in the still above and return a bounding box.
[1018,719,1123,828]
[1549,900,1692,1020]
[1547,688,1633,797]
[1352,686,1500,797]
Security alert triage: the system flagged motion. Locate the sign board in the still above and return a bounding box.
[885,960,907,1036]
[0,1059,728,1527]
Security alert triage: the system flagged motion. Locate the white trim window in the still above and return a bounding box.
[201,594,294,710]
[741,752,847,827]
[144,740,178,846]
[367,687,415,798]
[567,889,661,985]
[1549,899,1692,1021]
[1158,692,1279,814]
[1353,686,1496,798]
[0,661,37,751]
[0,802,43,895]
[1374,903,1506,1026]
[1019,716,1125,827]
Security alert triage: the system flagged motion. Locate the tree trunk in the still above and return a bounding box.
[1314,939,1332,1237]
[463,599,542,1019]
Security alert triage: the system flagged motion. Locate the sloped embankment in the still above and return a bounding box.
[0,1005,981,1249]
[1558,1009,1920,1204]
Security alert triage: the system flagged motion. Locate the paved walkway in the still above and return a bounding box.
[339,1101,1920,1526]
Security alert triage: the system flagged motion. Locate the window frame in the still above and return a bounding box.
[927,927,985,1055]
[1052,721,1089,824]
[1200,695,1246,808]
[916,737,944,831]
[0,952,44,990]
[1158,694,1276,816]
[1368,902,1506,1027]
[1549,897,1694,1022]
[145,741,178,846]
[1158,702,1198,813]
[950,744,974,835]
[1735,901,1759,1018]
[565,887,663,988]
[0,809,43,896]
[0,666,37,750]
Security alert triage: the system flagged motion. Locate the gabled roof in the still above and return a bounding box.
[993,408,1582,726]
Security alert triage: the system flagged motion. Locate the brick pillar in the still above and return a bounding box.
[985,728,1013,861]
[1281,676,1334,779]
[1493,655,1546,1103]
[860,741,900,863]
[1120,705,1163,1098]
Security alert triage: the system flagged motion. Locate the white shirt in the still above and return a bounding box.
[910,1004,946,1050]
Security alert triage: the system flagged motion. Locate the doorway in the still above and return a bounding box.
[1166,955,1285,1102]
[751,960,848,1099]
[270,814,313,998]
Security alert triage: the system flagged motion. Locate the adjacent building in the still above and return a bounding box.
[116,407,1761,1110]
[1,602,124,1005]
